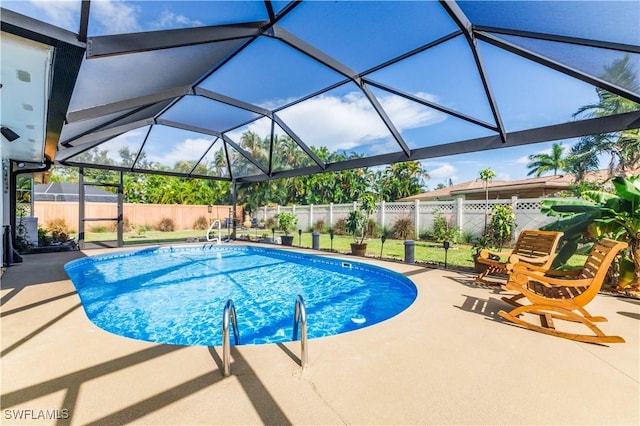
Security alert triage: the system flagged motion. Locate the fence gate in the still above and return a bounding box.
[78,168,123,249]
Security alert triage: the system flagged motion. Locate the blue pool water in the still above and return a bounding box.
[64,245,417,346]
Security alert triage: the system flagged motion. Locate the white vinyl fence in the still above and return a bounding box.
[258,197,563,239]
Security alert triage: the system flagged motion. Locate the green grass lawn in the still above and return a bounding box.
[79,228,587,271]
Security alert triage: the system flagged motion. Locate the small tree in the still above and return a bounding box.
[276,212,297,236]
[488,205,516,250]
[345,193,377,245]
[478,168,496,230]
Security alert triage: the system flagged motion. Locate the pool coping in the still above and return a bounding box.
[2,243,639,425]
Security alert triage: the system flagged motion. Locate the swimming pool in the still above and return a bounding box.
[64,245,417,346]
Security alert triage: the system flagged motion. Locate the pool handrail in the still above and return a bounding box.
[206,219,222,244]
[222,299,239,377]
[293,294,308,369]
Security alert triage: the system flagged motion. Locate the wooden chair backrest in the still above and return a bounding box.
[574,238,628,305]
[579,238,628,281]
[512,230,564,261]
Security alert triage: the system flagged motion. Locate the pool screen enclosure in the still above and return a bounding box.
[1,1,639,183]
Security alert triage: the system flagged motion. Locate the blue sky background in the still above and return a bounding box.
[5,0,634,187]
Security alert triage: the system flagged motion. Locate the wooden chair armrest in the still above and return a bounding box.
[479,249,508,260]
[544,268,582,277]
[511,262,548,274]
[508,253,549,265]
[510,269,592,288]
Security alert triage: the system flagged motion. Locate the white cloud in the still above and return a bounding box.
[147,137,213,166]
[275,90,445,153]
[422,161,458,181]
[29,0,78,30]
[152,9,203,29]
[496,171,511,181]
[91,0,141,34]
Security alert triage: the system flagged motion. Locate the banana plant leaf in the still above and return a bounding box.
[612,176,640,202]
[550,204,602,214]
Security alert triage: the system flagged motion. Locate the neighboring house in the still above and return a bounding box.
[399,170,611,201]
[34,183,118,203]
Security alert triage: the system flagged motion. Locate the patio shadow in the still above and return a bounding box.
[617,311,640,320]
[455,294,510,321]
[1,344,186,425]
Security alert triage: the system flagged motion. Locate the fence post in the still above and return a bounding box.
[263,206,267,222]
[353,201,357,211]
[379,200,385,229]
[414,200,420,238]
[456,197,464,232]
[511,195,518,241]
[309,204,314,230]
[329,202,334,227]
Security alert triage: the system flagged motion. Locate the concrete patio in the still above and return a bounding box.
[1,246,639,425]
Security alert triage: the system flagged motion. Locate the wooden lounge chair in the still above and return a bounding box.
[475,230,564,285]
[498,238,628,344]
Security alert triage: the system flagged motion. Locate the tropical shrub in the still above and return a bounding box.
[541,175,640,289]
[345,194,378,244]
[345,210,367,243]
[158,217,176,232]
[391,218,414,240]
[488,205,516,249]
[38,226,52,246]
[430,210,460,243]
[313,219,325,232]
[332,218,347,235]
[265,217,276,230]
[460,230,475,244]
[193,215,208,230]
[275,212,298,236]
[366,218,378,238]
[46,218,70,242]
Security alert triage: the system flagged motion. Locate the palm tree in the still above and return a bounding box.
[378,161,429,201]
[571,55,640,177]
[564,139,600,182]
[527,142,568,177]
[478,167,496,230]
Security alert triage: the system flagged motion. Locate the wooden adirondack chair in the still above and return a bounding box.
[475,230,564,285]
[498,238,628,344]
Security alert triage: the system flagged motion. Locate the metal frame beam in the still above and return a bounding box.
[56,109,640,184]
[360,83,411,156]
[476,31,640,104]
[86,22,265,58]
[474,25,640,55]
[222,135,270,176]
[365,78,498,131]
[195,87,272,117]
[268,25,360,82]
[66,86,194,123]
[55,119,152,161]
[440,0,507,144]
[272,114,325,169]
[235,110,640,183]
[1,7,85,48]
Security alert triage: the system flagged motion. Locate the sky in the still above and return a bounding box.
[4,0,636,188]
